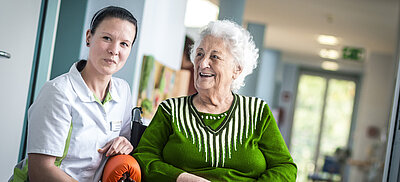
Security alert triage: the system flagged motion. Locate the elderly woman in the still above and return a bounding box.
[133,20,297,181]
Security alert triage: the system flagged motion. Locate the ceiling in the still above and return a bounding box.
[206,0,399,72]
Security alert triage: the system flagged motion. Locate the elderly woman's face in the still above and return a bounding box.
[193,35,241,93]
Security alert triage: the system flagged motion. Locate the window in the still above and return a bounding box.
[290,72,357,181]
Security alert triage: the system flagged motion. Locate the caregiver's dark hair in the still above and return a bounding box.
[90,6,138,45]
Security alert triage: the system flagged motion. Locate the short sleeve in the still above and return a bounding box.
[27,82,72,157]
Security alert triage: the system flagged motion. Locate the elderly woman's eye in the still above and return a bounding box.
[196,52,204,57]
[211,55,220,59]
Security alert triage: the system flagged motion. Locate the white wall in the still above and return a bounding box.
[349,53,396,182]
[137,0,187,71]
[131,0,188,108]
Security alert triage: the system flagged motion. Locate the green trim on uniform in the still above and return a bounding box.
[11,160,29,182]
[54,122,73,167]
[93,92,112,106]
[103,91,112,104]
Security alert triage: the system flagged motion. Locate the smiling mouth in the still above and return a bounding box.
[199,72,215,77]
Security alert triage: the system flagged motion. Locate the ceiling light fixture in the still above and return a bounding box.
[319,49,339,59]
[184,0,219,28]
[321,61,339,71]
[317,35,338,45]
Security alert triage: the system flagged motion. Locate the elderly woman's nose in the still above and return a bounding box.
[199,57,210,68]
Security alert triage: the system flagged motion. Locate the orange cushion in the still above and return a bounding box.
[102,155,141,182]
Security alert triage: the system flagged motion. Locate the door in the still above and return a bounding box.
[290,71,358,182]
[0,0,42,180]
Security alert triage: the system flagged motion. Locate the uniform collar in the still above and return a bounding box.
[108,79,120,102]
[69,61,120,103]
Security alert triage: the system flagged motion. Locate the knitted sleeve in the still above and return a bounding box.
[257,104,297,181]
[132,103,185,182]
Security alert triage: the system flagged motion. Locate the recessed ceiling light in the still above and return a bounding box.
[319,49,339,59]
[321,61,339,71]
[184,0,219,28]
[317,35,338,45]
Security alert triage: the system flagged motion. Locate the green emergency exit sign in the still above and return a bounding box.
[342,47,364,61]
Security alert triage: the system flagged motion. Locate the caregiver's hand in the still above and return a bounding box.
[98,136,133,157]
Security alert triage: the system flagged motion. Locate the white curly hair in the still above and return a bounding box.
[190,20,259,91]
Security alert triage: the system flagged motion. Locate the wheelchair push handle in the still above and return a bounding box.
[130,107,146,149]
[131,107,143,124]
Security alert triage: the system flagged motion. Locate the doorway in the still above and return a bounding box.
[0,0,42,180]
[290,71,358,181]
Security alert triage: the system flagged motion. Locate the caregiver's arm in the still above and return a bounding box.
[28,153,77,182]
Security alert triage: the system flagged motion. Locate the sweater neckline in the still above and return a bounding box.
[189,93,238,134]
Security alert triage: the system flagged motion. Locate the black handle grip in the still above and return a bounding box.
[131,107,143,124]
[131,122,147,149]
[130,107,146,149]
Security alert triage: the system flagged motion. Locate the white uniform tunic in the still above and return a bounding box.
[27,62,132,181]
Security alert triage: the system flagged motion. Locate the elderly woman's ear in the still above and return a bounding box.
[233,65,242,79]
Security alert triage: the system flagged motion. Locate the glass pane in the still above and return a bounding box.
[291,74,327,182]
[318,79,356,170]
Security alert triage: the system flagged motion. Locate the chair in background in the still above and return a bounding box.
[308,156,342,182]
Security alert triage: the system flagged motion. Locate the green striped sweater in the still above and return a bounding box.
[133,93,297,181]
